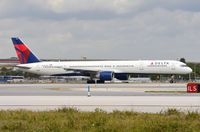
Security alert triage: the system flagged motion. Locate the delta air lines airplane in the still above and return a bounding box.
[11,38,192,83]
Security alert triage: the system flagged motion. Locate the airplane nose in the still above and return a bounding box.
[187,67,193,74]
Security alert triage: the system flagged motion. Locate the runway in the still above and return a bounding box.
[0,83,198,96]
[0,83,199,113]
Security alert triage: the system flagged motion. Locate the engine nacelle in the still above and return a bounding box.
[115,73,129,80]
[99,71,113,81]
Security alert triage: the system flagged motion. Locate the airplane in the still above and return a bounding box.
[11,37,192,83]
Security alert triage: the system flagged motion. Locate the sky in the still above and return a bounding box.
[0,0,200,62]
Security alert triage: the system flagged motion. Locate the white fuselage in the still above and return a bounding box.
[16,60,192,76]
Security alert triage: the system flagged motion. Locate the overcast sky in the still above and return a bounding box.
[0,0,200,61]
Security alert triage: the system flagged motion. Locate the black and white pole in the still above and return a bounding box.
[87,85,91,97]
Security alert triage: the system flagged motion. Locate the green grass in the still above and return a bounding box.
[0,108,199,132]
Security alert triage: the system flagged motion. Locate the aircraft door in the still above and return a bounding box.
[35,64,41,72]
[171,63,176,71]
[138,61,144,71]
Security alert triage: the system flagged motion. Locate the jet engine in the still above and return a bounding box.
[98,71,113,81]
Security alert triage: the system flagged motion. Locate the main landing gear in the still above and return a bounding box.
[87,80,95,84]
[87,80,105,84]
[96,80,105,84]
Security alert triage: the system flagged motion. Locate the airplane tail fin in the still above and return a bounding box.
[11,37,40,64]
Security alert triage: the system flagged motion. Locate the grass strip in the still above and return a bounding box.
[0,108,199,131]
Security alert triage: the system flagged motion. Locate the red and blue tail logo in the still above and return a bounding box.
[11,38,40,64]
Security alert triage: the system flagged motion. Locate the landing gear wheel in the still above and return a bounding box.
[97,80,105,84]
[87,80,95,84]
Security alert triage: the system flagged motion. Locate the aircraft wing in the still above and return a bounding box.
[64,68,121,75]
[64,68,98,72]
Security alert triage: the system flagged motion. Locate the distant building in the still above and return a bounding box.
[0,76,24,83]
[0,58,19,67]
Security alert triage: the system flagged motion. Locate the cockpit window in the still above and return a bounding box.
[180,65,188,67]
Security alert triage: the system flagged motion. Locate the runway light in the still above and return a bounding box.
[87,85,91,97]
